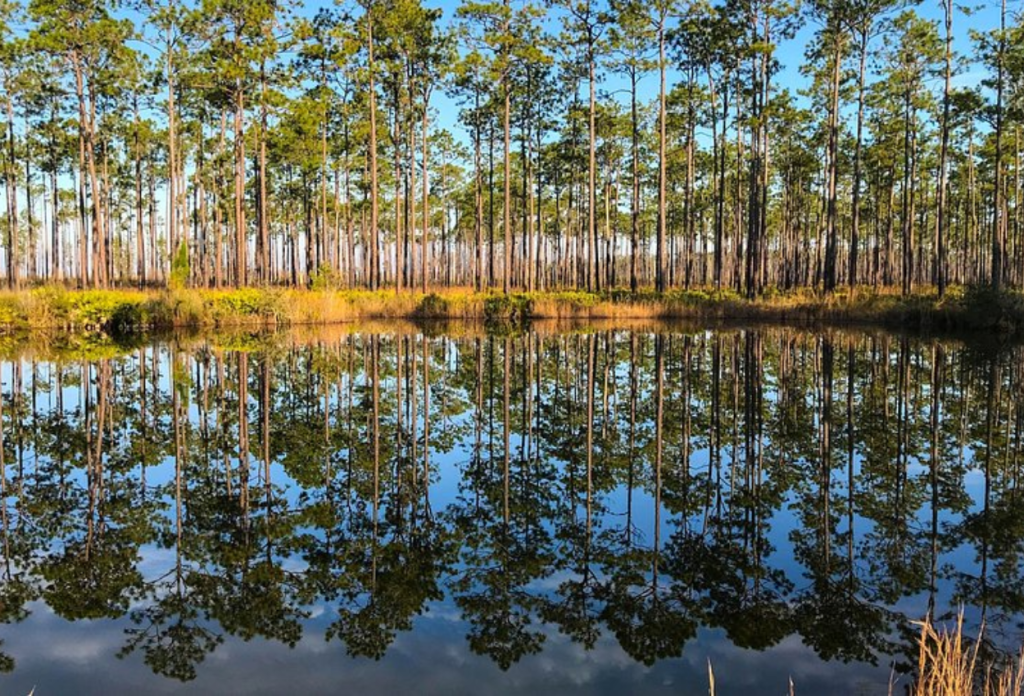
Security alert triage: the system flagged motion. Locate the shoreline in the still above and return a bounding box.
[0,285,1022,337]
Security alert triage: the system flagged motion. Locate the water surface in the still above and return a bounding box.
[0,323,1021,695]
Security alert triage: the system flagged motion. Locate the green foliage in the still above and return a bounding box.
[540,291,602,308]
[0,296,27,329]
[65,292,142,329]
[207,289,285,321]
[169,242,190,291]
[310,264,342,291]
[483,293,533,328]
[960,285,1024,331]
[140,296,177,327]
[109,302,143,332]
[22,287,149,330]
[662,288,745,305]
[415,293,450,317]
[109,295,176,332]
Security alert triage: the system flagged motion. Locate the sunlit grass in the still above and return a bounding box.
[705,612,1024,696]
[912,614,1024,696]
[0,284,1021,334]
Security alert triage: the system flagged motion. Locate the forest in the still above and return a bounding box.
[0,0,1023,298]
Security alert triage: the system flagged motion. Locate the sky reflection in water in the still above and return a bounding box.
[0,325,1020,695]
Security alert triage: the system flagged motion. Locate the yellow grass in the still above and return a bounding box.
[913,614,1024,696]
[0,284,1021,335]
[703,613,1024,696]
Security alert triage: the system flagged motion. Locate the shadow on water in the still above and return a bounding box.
[0,322,1022,694]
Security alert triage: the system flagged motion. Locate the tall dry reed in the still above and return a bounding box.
[913,613,1024,696]
[705,613,1024,696]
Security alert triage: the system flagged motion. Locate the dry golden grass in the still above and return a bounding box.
[703,613,1024,696]
[0,284,1021,335]
[914,613,980,696]
[913,614,1024,696]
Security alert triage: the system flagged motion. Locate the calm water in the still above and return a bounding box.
[0,324,1022,695]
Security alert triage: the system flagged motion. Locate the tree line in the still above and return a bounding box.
[0,328,1022,678]
[0,0,1023,296]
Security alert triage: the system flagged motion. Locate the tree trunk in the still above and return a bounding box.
[991,0,1006,291]
[656,19,667,293]
[935,0,953,296]
[368,5,380,290]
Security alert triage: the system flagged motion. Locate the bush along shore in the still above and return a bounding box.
[0,285,1022,336]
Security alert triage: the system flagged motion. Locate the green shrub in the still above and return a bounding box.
[208,288,285,323]
[169,242,190,290]
[215,288,263,315]
[170,291,205,326]
[310,264,342,291]
[960,285,1024,331]
[28,285,71,324]
[547,291,600,308]
[416,293,450,317]
[42,291,147,330]
[484,294,532,327]
[108,302,143,332]
[133,295,176,328]
[0,297,27,329]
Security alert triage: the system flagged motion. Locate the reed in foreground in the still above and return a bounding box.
[705,614,1024,695]
[913,615,1024,696]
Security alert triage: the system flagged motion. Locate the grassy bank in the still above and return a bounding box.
[0,284,1022,335]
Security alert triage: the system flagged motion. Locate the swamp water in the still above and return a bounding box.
[0,323,1022,695]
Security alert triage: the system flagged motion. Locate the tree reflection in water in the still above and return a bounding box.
[0,326,1022,683]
